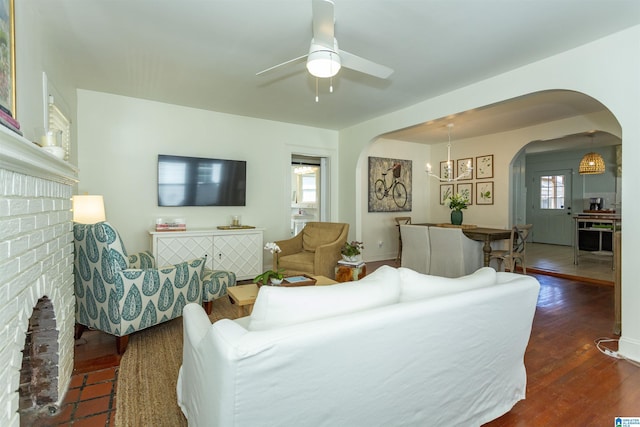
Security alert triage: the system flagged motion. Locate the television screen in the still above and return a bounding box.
[158,154,246,206]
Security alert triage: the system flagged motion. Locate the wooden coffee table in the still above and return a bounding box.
[227,275,337,317]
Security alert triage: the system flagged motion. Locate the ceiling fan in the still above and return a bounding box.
[256,0,393,99]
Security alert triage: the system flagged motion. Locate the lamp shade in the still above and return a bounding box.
[579,152,606,175]
[306,50,341,78]
[72,195,106,224]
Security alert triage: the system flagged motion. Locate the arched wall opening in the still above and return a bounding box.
[355,90,621,263]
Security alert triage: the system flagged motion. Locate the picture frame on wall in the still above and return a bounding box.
[457,183,473,206]
[367,156,413,212]
[476,181,494,205]
[0,0,16,118]
[439,161,453,181]
[440,184,454,205]
[456,158,473,180]
[476,154,494,179]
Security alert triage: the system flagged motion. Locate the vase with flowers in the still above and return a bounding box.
[341,241,364,262]
[444,193,468,225]
[254,242,285,285]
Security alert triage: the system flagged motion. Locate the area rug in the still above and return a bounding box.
[115,298,238,426]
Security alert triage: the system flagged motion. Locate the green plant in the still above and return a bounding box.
[444,193,468,211]
[341,241,364,257]
[255,242,284,285]
[254,268,285,285]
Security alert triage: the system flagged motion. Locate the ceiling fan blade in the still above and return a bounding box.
[312,0,335,48]
[339,49,394,79]
[256,53,309,76]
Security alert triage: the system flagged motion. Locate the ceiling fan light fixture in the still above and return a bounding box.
[306,50,341,78]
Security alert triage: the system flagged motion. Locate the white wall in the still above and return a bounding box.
[15,2,78,164]
[76,90,338,254]
[339,26,640,362]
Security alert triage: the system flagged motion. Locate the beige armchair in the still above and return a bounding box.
[274,222,349,279]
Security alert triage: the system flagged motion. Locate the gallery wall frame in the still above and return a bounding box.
[439,161,453,181]
[368,156,412,212]
[476,154,494,179]
[440,184,454,205]
[476,181,494,205]
[0,0,16,118]
[457,183,473,205]
[456,158,473,180]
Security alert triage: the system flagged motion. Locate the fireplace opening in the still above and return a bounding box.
[18,297,60,423]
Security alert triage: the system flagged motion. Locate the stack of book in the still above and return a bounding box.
[155,218,187,232]
[0,106,22,136]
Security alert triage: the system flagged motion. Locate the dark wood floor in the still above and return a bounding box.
[71,261,640,425]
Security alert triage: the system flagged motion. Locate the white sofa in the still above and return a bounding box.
[177,266,540,426]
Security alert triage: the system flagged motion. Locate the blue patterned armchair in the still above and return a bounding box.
[73,222,206,353]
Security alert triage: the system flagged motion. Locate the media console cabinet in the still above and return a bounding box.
[149,228,265,280]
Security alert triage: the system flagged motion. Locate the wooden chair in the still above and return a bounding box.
[490,224,533,274]
[394,217,412,263]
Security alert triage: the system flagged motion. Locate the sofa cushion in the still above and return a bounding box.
[398,267,497,302]
[248,265,401,331]
[302,223,344,252]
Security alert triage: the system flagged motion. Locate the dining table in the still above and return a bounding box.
[413,223,512,267]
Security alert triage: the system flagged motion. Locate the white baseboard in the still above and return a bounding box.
[619,335,640,363]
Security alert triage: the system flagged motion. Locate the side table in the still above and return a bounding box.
[335,262,367,283]
[227,284,259,318]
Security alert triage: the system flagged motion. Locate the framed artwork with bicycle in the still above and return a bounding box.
[368,156,412,212]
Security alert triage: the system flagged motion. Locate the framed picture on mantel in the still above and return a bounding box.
[0,0,16,118]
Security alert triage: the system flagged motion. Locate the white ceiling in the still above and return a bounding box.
[32,0,639,145]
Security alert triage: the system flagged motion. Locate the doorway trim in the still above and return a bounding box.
[285,144,338,231]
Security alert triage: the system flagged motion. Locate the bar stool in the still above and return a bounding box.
[394,216,411,263]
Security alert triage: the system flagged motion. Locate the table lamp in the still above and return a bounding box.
[72,195,106,224]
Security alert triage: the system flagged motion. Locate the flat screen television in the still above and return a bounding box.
[158,154,246,206]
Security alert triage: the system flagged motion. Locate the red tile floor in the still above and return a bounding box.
[44,367,118,426]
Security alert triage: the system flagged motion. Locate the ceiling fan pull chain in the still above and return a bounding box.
[330,75,334,93]
[315,78,319,102]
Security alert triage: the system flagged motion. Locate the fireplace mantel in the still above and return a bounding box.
[0,125,78,185]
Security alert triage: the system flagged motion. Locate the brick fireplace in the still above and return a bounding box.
[0,127,78,426]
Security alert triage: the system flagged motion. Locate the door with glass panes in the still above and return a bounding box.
[530,169,573,245]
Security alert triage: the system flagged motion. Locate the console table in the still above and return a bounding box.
[149,228,265,280]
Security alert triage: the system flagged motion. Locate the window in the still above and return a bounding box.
[540,175,565,209]
[300,174,317,203]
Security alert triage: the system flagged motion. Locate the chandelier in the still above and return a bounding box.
[425,124,472,182]
[294,165,315,175]
[579,134,605,175]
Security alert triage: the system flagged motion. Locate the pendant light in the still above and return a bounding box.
[579,134,605,175]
